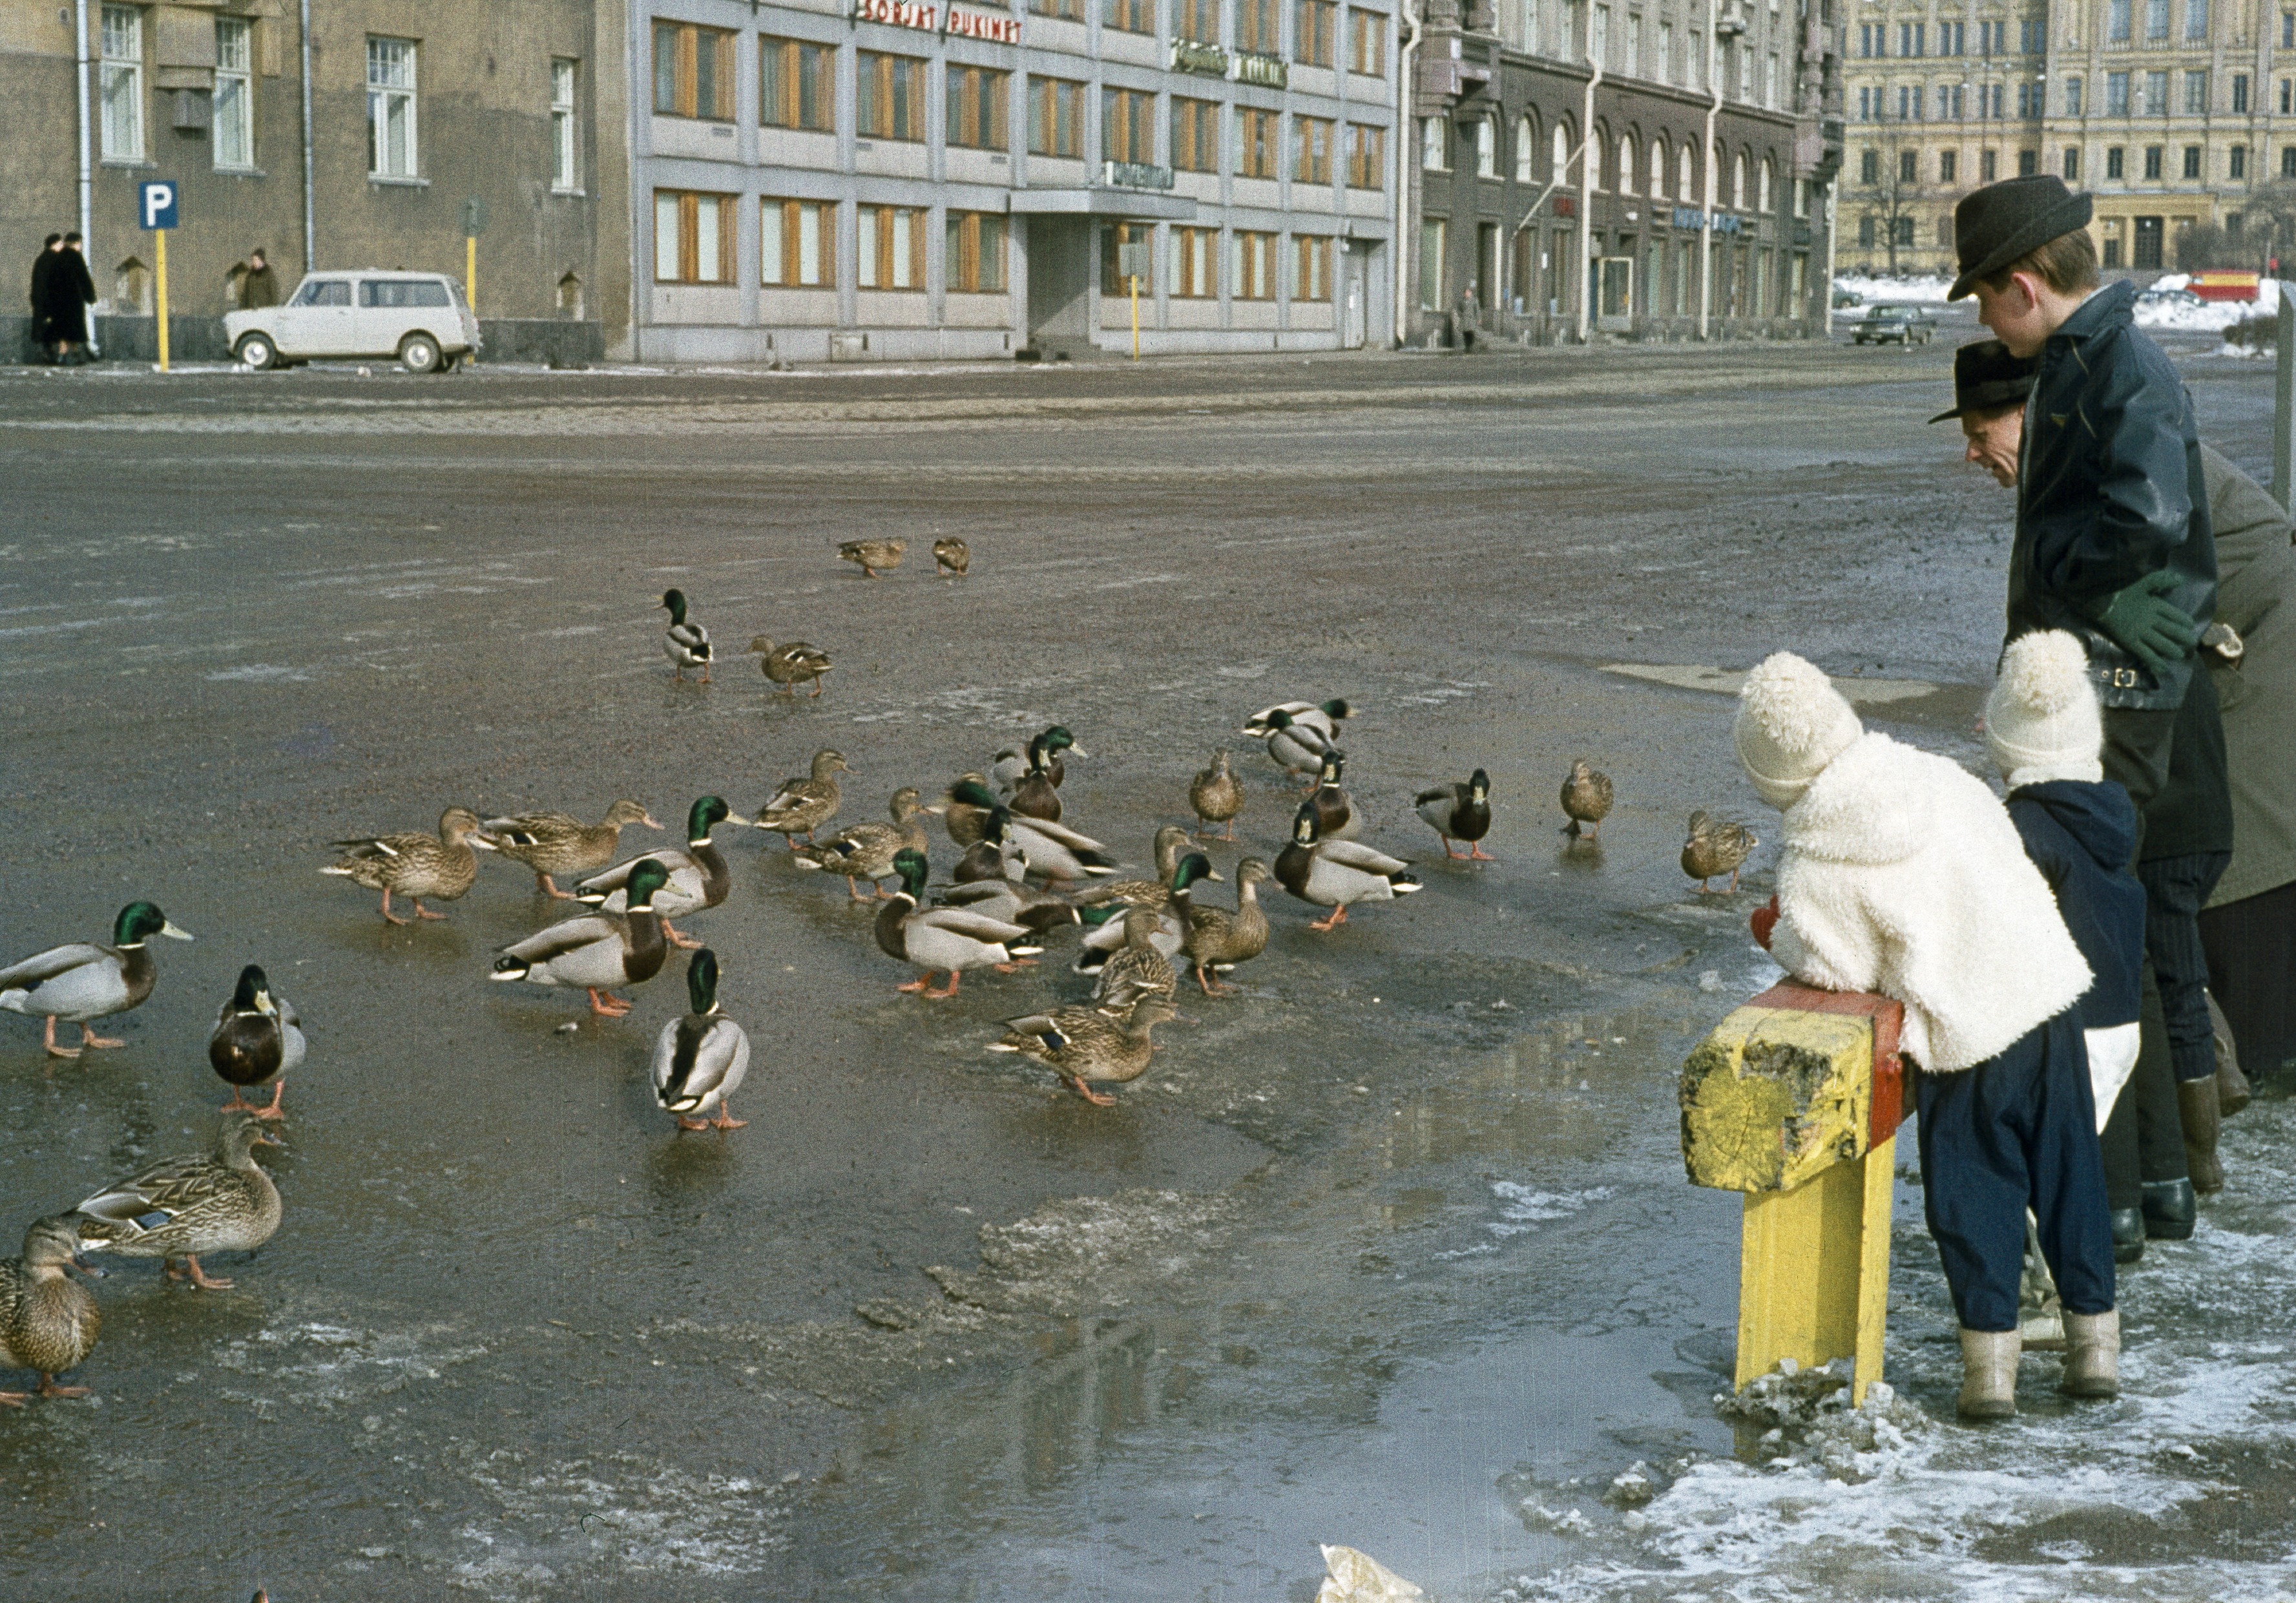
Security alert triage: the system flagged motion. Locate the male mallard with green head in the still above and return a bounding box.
[660,588,712,682]
[74,1113,284,1292]
[1275,802,1420,930]
[1189,749,1245,840]
[652,948,750,1131]
[1241,698,1353,740]
[0,1215,102,1403]
[1264,708,1341,788]
[793,787,939,899]
[757,749,850,848]
[483,799,661,899]
[1,901,193,1061]
[1682,811,1758,894]
[578,795,752,948]
[749,635,833,696]
[987,996,1180,1106]
[208,963,304,1121]
[1076,852,1217,973]
[1309,750,1361,841]
[995,726,1085,797]
[1183,857,1273,995]
[1560,760,1613,843]
[839,538,906,578]
[1416,769,1495,860]
[493,859,673,1017]
[876,849,1043,999]
[1075,826,1198,911]
[942,772,996,848]
[322,806,496,924]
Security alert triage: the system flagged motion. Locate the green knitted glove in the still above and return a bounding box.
[2084,570,2199,678]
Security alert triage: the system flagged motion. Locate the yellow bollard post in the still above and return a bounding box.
[154,227,171,373]
[1131,273,1140,360]
[1680,980,1908,1405]
[466,235,477,319]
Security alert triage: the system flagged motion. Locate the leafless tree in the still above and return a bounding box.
[1851,119,1923,276]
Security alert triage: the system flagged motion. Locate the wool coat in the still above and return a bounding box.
[1766,731,2094,1074]
[26,246,57,340]
[2200,444,2296,906]
[39,247,94,343]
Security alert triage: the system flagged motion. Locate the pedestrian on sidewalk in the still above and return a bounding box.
[240,247,279,309]
[26,233,63,362]
[41,232,98,366]
[1737,651,2114,1420]
[1456,284,1479,353]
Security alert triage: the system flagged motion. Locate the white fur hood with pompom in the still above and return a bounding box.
[1768,729,2093,1073]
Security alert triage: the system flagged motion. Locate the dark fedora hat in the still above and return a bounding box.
[1928,339,2037,423]
[1948,176,2094,300]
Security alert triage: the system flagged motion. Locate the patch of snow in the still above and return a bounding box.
[1833,273,1956,305]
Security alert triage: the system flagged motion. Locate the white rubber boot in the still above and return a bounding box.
[1957,1328,2019,1421]
[2060,1309,2121,1399]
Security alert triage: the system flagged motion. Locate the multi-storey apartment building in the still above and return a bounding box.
[1844,0,2290,277]
[627,0,1401,361]
[1409,0,1841,344]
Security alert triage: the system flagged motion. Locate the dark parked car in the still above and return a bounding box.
[1850,303,1937,346]
[2134,286,2204,311]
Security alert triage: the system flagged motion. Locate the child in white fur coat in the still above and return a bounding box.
[1738,651,2118,1421]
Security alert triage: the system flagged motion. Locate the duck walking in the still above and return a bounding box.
[322,806,495,925]
[1074,826,1196,912]
[208,964,304,1121]
[988,997,1180,1106]
[1682,811,1758,895]
[0,1216,101,1404]
[1189,750,1245,840]
[1560,760,1613,843]
[492,859,673,1017]
[652,949,751,1132]
[757,749,850,848]
[1242,698,1353,741]
[1416,769,1495,859]
[485,799,661,899]
[74,1114,284,1292]
[1309,751,1361,841]
[1275,802,1420,930]
[1264,709,1341,788]
[1090,905,1181,1006]
[793,788,938,899]
[876,849,1043,999]
[1076,852,1218,974]
[1,901,193,1062]
[932,537,970,576]
[941,772,996,849]
[748,635,833,697]
[578,795,751,948]
[1183,858,1273,996]
[839,538,906,578]
[993,726,1084,795]
[660,588,712,682]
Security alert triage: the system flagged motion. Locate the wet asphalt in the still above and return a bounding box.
[0,319,2288,1600]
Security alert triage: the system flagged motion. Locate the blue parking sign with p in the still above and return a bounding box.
[139,181,178,230]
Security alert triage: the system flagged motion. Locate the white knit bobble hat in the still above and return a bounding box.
[1987,629,2104,788]
[1735,652,1865,811]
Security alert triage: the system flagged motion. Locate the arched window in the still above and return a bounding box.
[1678,144,1694,201]
[1618,132,1635,194]
[1732,151,1747,210]
[1589,122,1609,189]
[1477,118,1498,177]
[1553,121,1572,182]
[1759,156,1775,212]
[1650,137,1667,198]
[1517,114,1536,182]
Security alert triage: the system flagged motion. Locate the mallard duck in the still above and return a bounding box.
[1008,746,1067,824]
[950,780,1116,882]
[1183,857,1273,995]
[1417,769,1494,859]
[934,872,1081,936]
[875,848,1043,998]
[0,1215,101,1403]
[651,948,749,1132]
[1,901,193,1061]
[1090,905,1180,1005]
[207,964,303,1121]
[993,726,1085,794]
[492,859,672,1017]
[660,588,712,682]
[1190,749,1245,840]
[1075,826,1197,911]
[943,772,996,849]
[792,787,937,900]
[1265,708,1341,786]
[1560,760,1613,843]
[484,799,661,898]
[74,1113,284,1291]
[1275,802,1420,930]
[987,996,1180,1106]
[954,807,1028,883]
[322,806,496,924]
[933,536,970,576]
[1076,852,1218,972]
[839,538,906,578]
[757,749,850,848]
[1682,811,1758,894]
[576,795,751,948]
[1309,751,1361,841]
[1241,698,1353,740]
[748,635,833,697]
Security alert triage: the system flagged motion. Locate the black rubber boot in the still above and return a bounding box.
[2109,1207,2147,1263]
[2142,1178,2197,1240]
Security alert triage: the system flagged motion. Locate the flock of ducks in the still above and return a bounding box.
[0,556,1764,1406]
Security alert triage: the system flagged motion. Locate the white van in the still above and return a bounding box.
[226,271,483,372]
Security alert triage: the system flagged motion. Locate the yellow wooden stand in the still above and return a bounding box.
[1680,981,1908,1405]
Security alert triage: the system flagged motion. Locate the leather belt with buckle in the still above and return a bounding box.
[2109,667,2142,688]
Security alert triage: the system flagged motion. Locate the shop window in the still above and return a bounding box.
[1295,0,1337,64]
[652,21,734,120]
[1295,234,1332,302]
[1104,86,1154,164]
[945,211,1008,293]
[654,189,736,284]
[1173,96,1220,173]
[858,204,925,289]
[1236,229,1279,299]
[858,52,924,141]
[762,198,835,288]
[99,4,143,162]
[1243,107,1282,177]
[1030,78,1083,157]
[1171,227,1218,297]
[946,66,1009,151]
[1348,122,1385,189]
[762,37,833,131]
[1297,116,1333,183]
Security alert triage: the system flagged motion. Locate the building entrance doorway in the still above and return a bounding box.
[1027,217,1091,348]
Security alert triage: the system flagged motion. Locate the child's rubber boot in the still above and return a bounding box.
[2060,1310,2120,1399]
[1957,1329,2019,1421]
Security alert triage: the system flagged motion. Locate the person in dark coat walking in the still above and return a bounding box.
[41,233,97,364]
[240,248,279,309]
[26,235,63,362]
